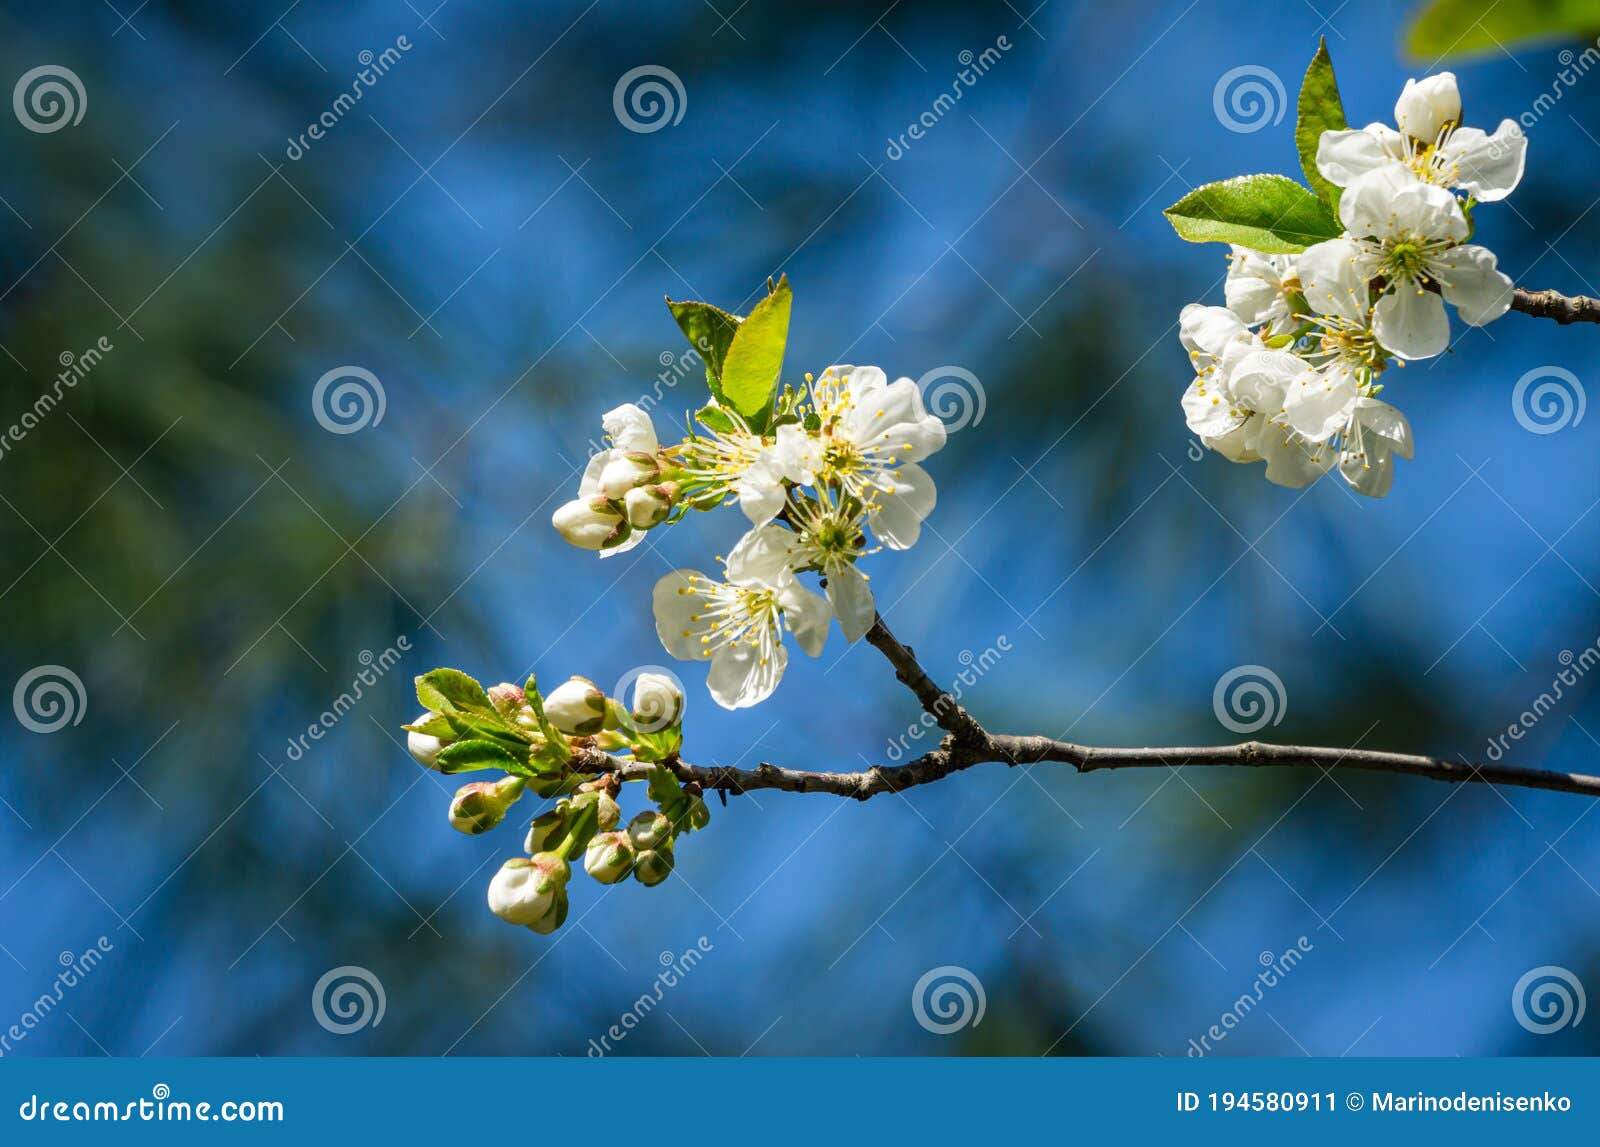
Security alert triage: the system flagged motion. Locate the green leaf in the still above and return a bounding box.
[1164,175,1343,254]
[695,402,737,435]
[436,739,527,776]
[719,275,792,420]
[1408,0,1600,60]
[415,669,494,717]
[666,298,740,401]
[1295,38,1348,212]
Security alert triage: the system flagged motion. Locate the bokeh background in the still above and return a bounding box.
[3,0,1600,1057]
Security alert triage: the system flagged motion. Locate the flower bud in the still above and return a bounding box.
[623,484,673,529]
[572,788,621,832]
[626,810,672,852]
[407,711,450,770]
[526,886,569,935]
[633,846,674,887]
[544,676,608,736]
[487,682,526,721]
[524,805,567,854]
[449,776,525,835]
[629,672,684,731]
[599,451,661,498]
[553,498,627,550]
[583,831,636,884]
[487,853,570,926]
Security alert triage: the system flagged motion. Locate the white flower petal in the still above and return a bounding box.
[734,460,787,526]
[867,461,936,550]
[725,523,797,585]
[823,563,875,643]
[1297,239,1370,326]
[778,580,832,656]
[1373,284,1450,360]
[1179,304,1249,362]
[1433,244,1514,326]
[1283,363,1360,442]
[653,571,714,661]
[1441,121,1526,201]
[1316,125,1397,188]
[707,640,787,709]
[1254,421,1333,488]
[1230,349,1309,414]
[1182,378,1247,440]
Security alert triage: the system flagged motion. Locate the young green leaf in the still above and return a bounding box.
[1296,38,1349,211]
[1407,0,1600,61]
[416,669,495,717]
[1164,175,1343,254]
[665,297,740,400]
[436,739,528,775]
[719,275,792,420]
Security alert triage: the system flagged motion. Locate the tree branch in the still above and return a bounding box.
[566,616,1600,802]
[1511,287,1600,325]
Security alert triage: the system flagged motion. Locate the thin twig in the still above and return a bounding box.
[1511,287,1600,325]
[566,615,1600,802]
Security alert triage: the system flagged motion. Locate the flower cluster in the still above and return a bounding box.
[1177,66,1525,498]
[555,359,947,708]
[402,667,708,936]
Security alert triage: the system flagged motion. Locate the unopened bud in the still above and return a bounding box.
[527,886,569,934]
[487,852,570,926]
[407,711,450,770]
[572,788,621,832]
[630,672,684,731]
[623,484,673,529]
[553,498,627,550]
[449,776,525,835]
[524,805,567,854]
[487,682,526,721]
[627,810,672,852]
[583,831,636,884]
[633,846,674,887]
[545,676,608,736]
[599,451,661,498]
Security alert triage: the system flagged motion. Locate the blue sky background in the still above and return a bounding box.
[2,0,1600,1056]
